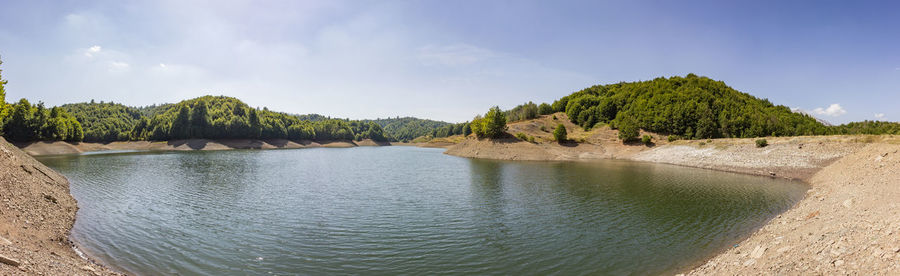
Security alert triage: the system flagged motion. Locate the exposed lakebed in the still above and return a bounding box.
[37,146,806,275]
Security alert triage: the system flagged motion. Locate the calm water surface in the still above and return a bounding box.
[37,146,807,275]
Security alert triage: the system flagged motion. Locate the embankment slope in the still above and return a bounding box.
[0,137,119,275]
[688,142,900,275]
[16,139,386,156]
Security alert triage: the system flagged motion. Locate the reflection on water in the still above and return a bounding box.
[38,147,806,275]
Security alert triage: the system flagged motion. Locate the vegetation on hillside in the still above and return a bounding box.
[365,117,467,142]
[502,74,900,141]
[471,106,508,139]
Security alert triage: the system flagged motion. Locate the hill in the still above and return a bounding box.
[548,74,830,139]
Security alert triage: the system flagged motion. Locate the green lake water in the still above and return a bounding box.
[37,146,806,275]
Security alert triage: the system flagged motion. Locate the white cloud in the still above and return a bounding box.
[84,45,102,57]
[812,103,847,117]
[875,113,885,120]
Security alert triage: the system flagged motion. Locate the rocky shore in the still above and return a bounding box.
[0,137,120,275]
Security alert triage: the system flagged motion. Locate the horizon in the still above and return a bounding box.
[1,0,898,123]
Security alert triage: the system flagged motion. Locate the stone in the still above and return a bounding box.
[81,265,96,272]
[750,245,767,259]
[0,254,20,267]
[0,235,11,246]
[843,199,853,208]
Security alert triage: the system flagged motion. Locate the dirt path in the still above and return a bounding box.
[0,137,120,275]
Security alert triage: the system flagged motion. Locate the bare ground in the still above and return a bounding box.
[0,137,120,275]
[15,139,387,156]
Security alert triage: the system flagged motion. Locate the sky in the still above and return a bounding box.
[0,0,898,123]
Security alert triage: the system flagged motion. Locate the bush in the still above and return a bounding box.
[755,139,768,148]
[699,142,706,146]
[515,132,528,141]
[552,115,558,120]
[617,118,639,142]
[553,123,567,142]
[667,135,677,142]
[527,135,535,143]
[642,134,652,145]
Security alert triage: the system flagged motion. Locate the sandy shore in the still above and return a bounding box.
[445,132,900,274]
[0,137,120,275]
[15,139,389,157]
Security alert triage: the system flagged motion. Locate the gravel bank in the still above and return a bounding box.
[0,137,120,275]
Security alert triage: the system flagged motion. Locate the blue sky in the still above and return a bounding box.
[0,0,898,123]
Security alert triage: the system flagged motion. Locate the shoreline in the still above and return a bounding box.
[443,134,900,274]
[14,138,393,157]
[0,137,120,275]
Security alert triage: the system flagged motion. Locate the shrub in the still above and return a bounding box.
[553,123,567,142]
[642,134,652,145]
[667,135,677,142]
[617,118,639,142]
[755,139,768,148]
[527,135,535,143]
[699,142,706,146]
[552,115,558,120]
[515,132,528,141]
[540,126,547,132]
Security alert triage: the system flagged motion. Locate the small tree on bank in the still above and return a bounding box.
[472,106,508,139]
[553,124,567,142]
[618,117,639,143]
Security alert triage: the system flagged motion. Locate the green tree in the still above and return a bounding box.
[538,103,553,115]
[617,116,639,143]
[481,106,507,138]
[190,100,211,138]
[4,99,38,141]
[0,56,8,125]
[170,105,191,139]
[553,123,567,142]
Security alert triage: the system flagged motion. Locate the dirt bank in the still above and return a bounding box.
[0,137,120,275]
[16,139,387,156]
[687,142,900,275]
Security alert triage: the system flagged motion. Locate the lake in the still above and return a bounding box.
[37,146,807,275]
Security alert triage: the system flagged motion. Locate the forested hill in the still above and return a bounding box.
[0,94,461,143]
[557,74,831,139]
[494,74,900,140]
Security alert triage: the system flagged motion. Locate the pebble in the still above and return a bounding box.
[0,235,12,246]
[750,246,767,259]
[0,254,20,267]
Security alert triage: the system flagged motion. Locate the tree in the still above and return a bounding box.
[538,103,553,115]
[190,100,210,138]
[553,123,567,142]
[4,99,38,142]
[0,56,8,124]
[481,106,507,138]
[170,105,191,139]
[617,116,639,143]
